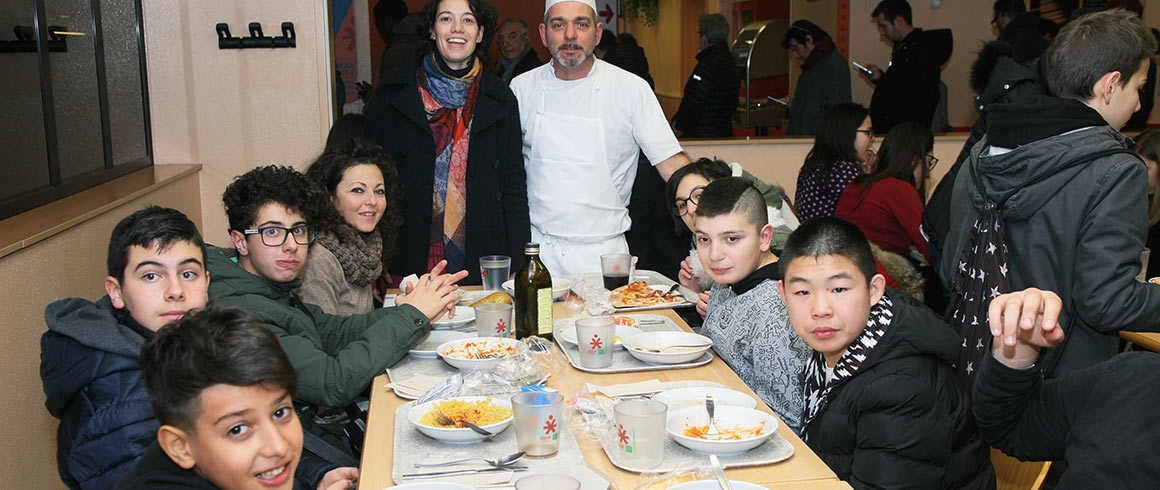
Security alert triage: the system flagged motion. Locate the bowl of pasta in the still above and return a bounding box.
[665,405,778,455]
[407,396,514,443]
[436,337,521,370]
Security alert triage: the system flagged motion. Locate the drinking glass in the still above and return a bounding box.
[511,391,564,457]
[480,255,511,291]
[574,316,614,368]
[614,399,667,469]
[474,303,513,338]
[601,253,632,290]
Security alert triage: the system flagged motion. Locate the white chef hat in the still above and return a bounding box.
[545,0,599,16]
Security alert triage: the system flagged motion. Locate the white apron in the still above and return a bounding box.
[526,88,631,276]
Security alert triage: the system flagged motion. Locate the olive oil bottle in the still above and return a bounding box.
[514,243,553,341]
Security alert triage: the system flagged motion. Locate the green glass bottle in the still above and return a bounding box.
[514,243,553,341]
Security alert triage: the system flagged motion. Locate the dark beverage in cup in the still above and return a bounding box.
[603,273,629,290]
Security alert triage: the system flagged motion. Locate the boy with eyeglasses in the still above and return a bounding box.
[208,166,464,459]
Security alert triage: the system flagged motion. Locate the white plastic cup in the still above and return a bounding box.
[574,316,614,368]
[511,391,564,457]
[614,399,667,469]
[474,303,513,338]
[480,255,511,291]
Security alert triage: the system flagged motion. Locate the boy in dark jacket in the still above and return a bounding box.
[116,306,356,490]
[695,178,810,434]
[41,206,210,489]
[975,288,1160,490]
[778,218,994,490]
[209,166,463,423]
[938,8,1160,378]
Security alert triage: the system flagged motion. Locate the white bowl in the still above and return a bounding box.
[652,387,758,411]
[389,482,476,489]
[409,330,473,358]
[668,481,766,490]
[436,337,522,370]
[666,405,778,455]
[407,396,513,444]
[557,323,641,350]
[432,306,475,329]
[502,279,570,299]
[622,331,713,364]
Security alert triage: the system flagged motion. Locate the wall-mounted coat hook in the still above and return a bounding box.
[0,25,68,53]
[216,22,294,50]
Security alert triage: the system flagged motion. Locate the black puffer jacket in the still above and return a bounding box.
[803,291,994,490]
[997,12,1048,63]
[869,28,953,134]
[672,41,739,138]
[939,97,1160,377]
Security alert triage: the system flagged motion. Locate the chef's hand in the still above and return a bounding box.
[988,288,1066,370]
[696,291,710,318]
[317,467,358,490]
[678,258,702,294]
[865,64,884,81]
[395,260,467,321]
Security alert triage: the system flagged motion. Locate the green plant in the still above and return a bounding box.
[623,0,659,27]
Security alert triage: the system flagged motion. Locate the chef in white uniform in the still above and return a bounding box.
[511,0,688,277]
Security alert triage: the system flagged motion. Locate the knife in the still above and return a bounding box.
[401,465,528,480]
[710,454,733,490]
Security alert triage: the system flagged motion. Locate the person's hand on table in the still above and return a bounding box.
[317,467,358,490]
[394,260,467,321]
[988,287,1066,370]
[678,258,702,294]
[696,290,710,318]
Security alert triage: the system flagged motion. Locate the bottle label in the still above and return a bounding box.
[536,288,553,335]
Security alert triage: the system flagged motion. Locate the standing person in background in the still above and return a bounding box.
[781,20,851,136]
[601,32,655,89]
[671,13,740,138]
[1131,129,1160,280]
[376,1,426,80]
[795,103,873,222]
[365,0,529,285]
[510,0,686,277]
[991,0,1047,63]
[490,18,543,84]
[862,0,953,134]
[301,140,402,315]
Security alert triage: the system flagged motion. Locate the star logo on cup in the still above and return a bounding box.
[495,318,507,335]
[617,424,629,446]
[543,415,558,435]
[589,334,603,350]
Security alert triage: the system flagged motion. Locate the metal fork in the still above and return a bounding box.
[704,394,721,440]
[434,411,495,437]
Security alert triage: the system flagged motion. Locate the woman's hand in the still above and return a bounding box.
[395,261,467,321]
[678,258,702,293]
[317,467,358,490]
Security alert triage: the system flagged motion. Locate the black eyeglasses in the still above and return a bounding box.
[243,225,316,247]
[926,153,940,171]
[855,128,875,136]
[671,185,706,217]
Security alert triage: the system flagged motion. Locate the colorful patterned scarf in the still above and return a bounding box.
[801,294,894,438]
[418,53,481,274]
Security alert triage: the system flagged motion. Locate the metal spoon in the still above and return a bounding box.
[414,451,526,468]
[704,394,722,441]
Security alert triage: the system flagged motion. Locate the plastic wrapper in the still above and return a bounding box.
[416,338,548,404]
[632,462,712,490]
[569,278,616,315]
[563,391,619,449]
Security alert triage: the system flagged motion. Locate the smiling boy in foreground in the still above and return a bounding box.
[778,217,994,489]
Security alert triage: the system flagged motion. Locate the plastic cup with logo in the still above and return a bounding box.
[613,399,667,469]
[574,316,614,368]
[511,391,564,457]
[474,303,513,338]
[601,253,632,290]
[480,255,511,291]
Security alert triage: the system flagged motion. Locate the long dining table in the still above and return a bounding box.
[357,294,839,489]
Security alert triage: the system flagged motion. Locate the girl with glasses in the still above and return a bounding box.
[795,103,874,222]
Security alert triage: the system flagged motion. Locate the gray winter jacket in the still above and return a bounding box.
[940,121,1160,377]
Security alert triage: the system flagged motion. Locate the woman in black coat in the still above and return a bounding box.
[365,0,528,285]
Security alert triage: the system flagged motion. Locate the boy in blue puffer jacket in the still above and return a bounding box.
[40,206,210,489]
